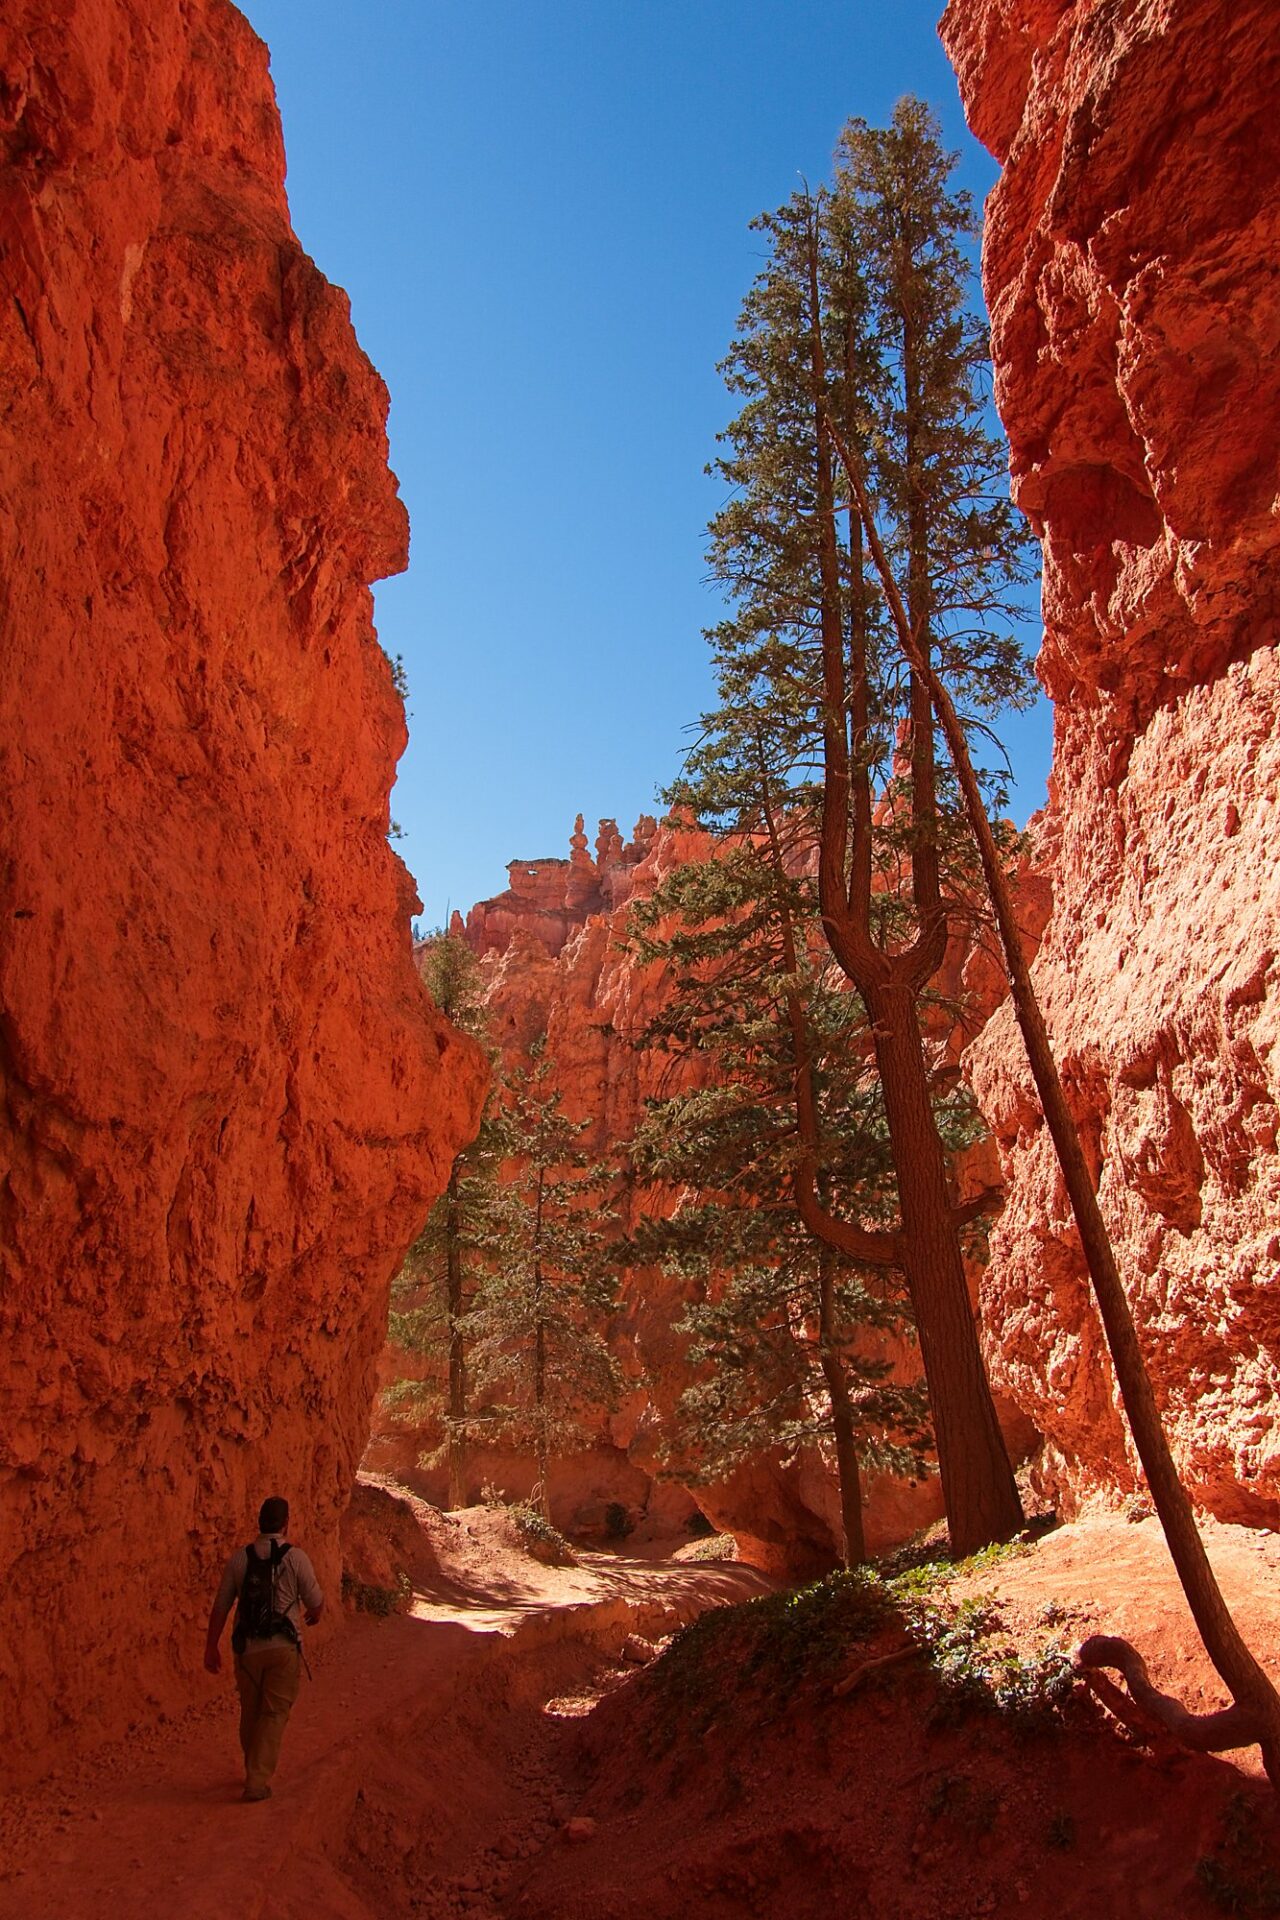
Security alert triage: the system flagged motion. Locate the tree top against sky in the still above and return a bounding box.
[239,0,1050,929]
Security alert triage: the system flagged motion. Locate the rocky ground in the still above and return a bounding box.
[5,1485,1280,1918]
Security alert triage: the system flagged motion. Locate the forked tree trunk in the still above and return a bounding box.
[863,978,1023,1555]
[817,1241,868,1566]
[826,408,1280,1782]
[800,210,1022,1556]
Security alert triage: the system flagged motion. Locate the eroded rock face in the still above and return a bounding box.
[0,0,485,1782]
[943,0,1280,1518]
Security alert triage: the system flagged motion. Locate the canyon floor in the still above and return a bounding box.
[5,1489,1280,1920]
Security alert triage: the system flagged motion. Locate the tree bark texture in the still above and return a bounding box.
[862,977,1023,1555]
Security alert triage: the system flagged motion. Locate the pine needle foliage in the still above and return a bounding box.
[628,813,931,1567]
[465,1037,622,1519]
[386,931,519,1506]
[690,96,1037,1553]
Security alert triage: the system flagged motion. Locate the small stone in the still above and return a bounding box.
[564,1817,597,1844]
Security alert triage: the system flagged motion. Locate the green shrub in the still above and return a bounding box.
[341,1569,411,1618]
[1196,1794,1280,1914]
[605,1501,634,1540]
[507,1500,577,1567]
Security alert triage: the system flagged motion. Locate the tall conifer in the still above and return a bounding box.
[702,99,1036,1553]
[387,932,515,1507]
[628,809,932,1565]
[465,1039,621,1518]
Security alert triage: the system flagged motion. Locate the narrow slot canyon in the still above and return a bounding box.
[4,1,1280,1914]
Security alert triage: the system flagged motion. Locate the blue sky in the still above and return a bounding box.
[240,0,1052,928]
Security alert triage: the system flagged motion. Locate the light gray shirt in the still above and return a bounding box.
[214,1531,324,1649]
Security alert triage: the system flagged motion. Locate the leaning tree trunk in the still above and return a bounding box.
[826,406,1280,1784]
[863,977,1023,1556]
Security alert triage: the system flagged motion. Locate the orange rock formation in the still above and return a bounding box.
[0,0,485,1783]
[943,0,1280,1521]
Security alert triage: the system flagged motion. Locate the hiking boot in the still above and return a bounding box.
[241,1785,272,1802]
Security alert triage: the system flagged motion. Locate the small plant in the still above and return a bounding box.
[604,1501,634,1541]
[902,1591,1074,1730]
[381,648,410,700]
[681,1533,738,1564]
[341,1569,411,1618]
[1047,1810,1076,1851]
[507,1499,577,1567]
[1195,1793,1280,1915]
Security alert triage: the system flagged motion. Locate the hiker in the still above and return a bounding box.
[204,1495,324,1802]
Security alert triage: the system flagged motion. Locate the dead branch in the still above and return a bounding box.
[832,1641,920,1699]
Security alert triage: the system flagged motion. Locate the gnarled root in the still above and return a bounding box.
[831,1641,919,1700]
[1075,1635,1265,1753]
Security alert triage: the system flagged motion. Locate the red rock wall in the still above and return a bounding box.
[0,0,485,1784]
[943,0,1280,1519]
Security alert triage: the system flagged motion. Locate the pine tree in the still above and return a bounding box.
[814,137,1280,1781]
[465,1038,621,1518]
[628,807,932,1564]
[386,932,515,1507]
[702,99,1036,1553]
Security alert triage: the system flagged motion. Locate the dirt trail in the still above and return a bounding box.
[0,1494,770,1920]
[9,1498,1280,1919]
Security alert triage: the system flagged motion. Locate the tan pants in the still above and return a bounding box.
[235,1643,302,1792]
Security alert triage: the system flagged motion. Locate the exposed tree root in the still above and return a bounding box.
[1076,1635,1265,1752]
[831,1642,920,1700]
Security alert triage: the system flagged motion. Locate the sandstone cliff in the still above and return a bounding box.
[943,0,1280,1520]
[0,0,485,1783]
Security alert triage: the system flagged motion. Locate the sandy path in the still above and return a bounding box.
[0,1511,770,1920]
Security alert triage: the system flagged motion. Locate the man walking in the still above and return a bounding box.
[204,1495,324,1802]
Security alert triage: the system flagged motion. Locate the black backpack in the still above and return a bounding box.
[231,1540,299,1654]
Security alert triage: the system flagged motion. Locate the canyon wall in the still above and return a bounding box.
[943,0,1280,1519]
[0,0,485,1783]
